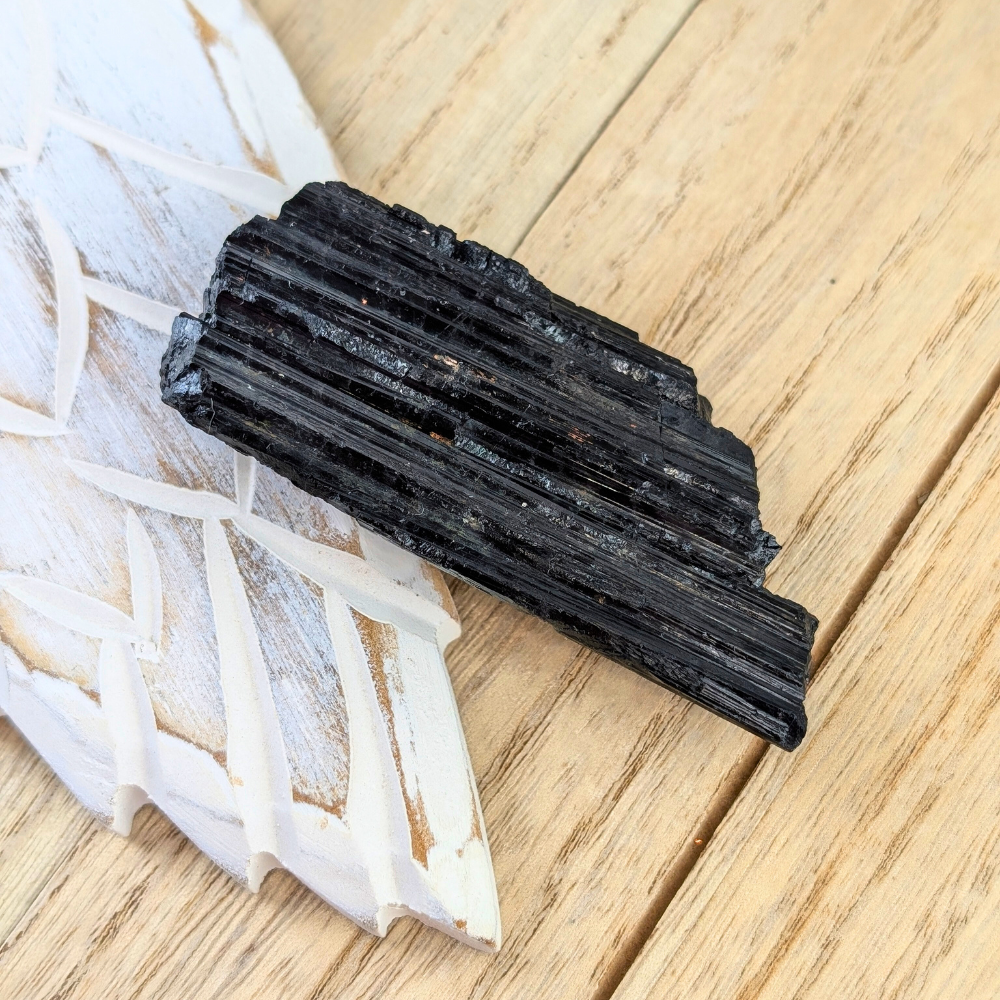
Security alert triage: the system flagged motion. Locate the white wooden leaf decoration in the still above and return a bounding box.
[67,458,242,520]
[0,0,500,950]
[0,395,65,436]
[0,575,142,642]
[202,516,295,882]
[126,508,162,659]
[35,199,89,426]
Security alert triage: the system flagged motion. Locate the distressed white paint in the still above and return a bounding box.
[0,0,500,950]
[49,107,289,215]
[236,512,462,650]
[0,575,142,642]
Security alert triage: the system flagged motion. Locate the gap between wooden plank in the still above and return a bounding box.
[592,353,1000,1000]
[508,0,704,260]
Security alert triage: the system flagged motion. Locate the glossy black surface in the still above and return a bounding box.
[162,181,816,749]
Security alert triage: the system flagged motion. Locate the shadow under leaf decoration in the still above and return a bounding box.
[0,0,500,950]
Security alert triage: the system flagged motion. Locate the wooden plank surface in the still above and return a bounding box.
[255,0,700,253]
[0,724,95,945]
[3,0,1000,996]
[615,350,1000,1000]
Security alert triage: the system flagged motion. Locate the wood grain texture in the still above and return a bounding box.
[3,0,1000,995]
[0,722,95,945]
[252,0,700,252]
[615,360,1000,1000]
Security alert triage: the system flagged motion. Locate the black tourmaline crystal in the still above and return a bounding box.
[161,182,817,749]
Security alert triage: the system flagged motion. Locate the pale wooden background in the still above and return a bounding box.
[3,0,1000,996]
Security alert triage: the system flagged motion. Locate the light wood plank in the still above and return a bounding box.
[615,353,1000,1000]
[4,0,1000,997]
[0,722,95,945]
[252,0,700,252]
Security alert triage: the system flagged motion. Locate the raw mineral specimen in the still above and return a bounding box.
[161,182,817,750]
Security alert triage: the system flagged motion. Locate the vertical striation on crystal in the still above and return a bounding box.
[161,182,817,749]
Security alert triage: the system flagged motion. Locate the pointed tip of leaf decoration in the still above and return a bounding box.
[0,144,30,168]
[34,200,88,427]
[236,512,460,649]
[81,276,182,336]
[203,517,293,859]
[376,902,501,953]
[0,396,66,437]
[109,784,152,836]
[190,0,339,194]
[1,575,140,641]
[245,850,282,892]
[126,508,163,651]
[67,459,239,520]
